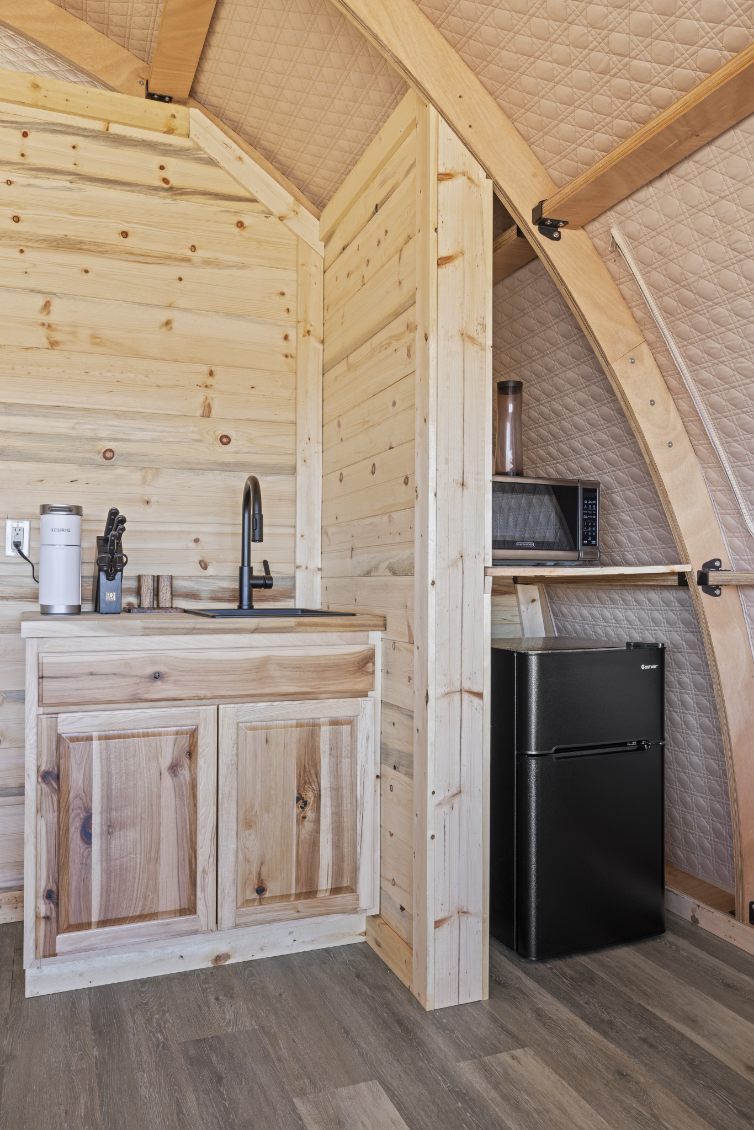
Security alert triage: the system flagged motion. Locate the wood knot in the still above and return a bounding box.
[212,952,231,966]
[80,813,92,846]
[295,794,309,811]
[102,448,115,461]
[120,230,129,239]
[255,885,266,896]
[44,887,57,904]
[40,768,58,790]
[152,671,162,680]
[219,434,231,446]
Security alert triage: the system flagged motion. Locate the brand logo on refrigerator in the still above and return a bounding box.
[641,664,659,670]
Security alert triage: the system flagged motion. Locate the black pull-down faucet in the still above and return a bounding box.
[238,475,273,609]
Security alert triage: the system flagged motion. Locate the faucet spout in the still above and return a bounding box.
[239,475,272,609]
[241,474,263,566]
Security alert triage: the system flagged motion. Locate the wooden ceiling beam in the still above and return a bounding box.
[148,0,218,102]
[0,0,147,95]
[492,40,754,284]
[327,0,754,931]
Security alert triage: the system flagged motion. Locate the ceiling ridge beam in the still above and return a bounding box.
[493,38,754,283]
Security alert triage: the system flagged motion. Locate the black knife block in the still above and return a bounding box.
[93,536,123,614]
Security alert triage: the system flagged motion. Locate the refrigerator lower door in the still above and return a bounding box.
[517,744,664,960]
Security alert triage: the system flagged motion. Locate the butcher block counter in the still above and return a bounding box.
[21,610,384,996]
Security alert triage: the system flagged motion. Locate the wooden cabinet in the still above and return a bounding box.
[218,699,377,930]
[23,620,383,992]
[36,707,217,959]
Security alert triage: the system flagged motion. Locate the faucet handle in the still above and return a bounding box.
[262,560,273,588]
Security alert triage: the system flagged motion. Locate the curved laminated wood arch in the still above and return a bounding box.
[328,0,754,923]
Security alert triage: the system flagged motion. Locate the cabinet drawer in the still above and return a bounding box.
[39,646,376,708]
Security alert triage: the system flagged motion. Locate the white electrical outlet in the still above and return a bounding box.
[5,519,30,558]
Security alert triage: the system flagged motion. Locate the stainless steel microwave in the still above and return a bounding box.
[491,475,600,563]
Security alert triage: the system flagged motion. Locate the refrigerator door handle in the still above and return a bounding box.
[552,740,662,760]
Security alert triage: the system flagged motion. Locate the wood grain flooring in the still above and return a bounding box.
[0,914,752,1129]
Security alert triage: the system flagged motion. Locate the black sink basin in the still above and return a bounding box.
[183,607,355,618]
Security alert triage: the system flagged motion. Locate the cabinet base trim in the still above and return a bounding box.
[25,913,367,997]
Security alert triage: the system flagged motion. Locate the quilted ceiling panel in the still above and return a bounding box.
[51,0,164,62]
[493,259,735,892]
[0,24,106,85]
[417,0,754,185]
[191,0,406,208]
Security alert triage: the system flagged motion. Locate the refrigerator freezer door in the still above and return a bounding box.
[515,744,665,960]
[516,645,664,753]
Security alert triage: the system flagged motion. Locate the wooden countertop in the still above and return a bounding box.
[21,609,386,638]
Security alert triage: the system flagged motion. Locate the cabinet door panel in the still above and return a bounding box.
[58,727,197,932]
[37,706,216,958]
[219,698,376,930]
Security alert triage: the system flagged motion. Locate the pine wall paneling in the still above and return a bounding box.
[321,93,419,956]
[0,100,323,905]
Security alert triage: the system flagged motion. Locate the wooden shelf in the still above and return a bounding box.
[486,564,690,586]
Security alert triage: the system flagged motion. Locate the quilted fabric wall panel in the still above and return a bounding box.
[192,0,406,208]
[585,114,754,648]
[0,25,106,85]
[417,0,754,186]
[493,259,735,892]
[51,0,164,62]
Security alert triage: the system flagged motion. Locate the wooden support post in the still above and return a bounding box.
[515,584,555,637]
[295,240,324,607]
[413,105,493,1008]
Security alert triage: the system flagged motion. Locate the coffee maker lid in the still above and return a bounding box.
[40,504,83,515]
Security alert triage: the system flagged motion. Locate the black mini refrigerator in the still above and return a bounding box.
[490,638,665,960]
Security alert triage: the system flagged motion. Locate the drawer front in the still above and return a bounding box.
[39,646,376,708]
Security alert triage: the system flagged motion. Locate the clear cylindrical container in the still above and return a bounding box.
[494,379,523,476]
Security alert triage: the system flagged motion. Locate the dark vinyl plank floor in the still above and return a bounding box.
[0,914,752,1130]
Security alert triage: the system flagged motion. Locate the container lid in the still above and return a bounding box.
[497,379,523,393]
[40,504,83,515]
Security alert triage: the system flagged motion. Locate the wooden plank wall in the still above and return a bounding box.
[320,93,419,953]
[0,99,318,901]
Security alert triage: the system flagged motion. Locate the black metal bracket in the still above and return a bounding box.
[697,558,723,597]
[145,82,173,103]
[532,200,568,241]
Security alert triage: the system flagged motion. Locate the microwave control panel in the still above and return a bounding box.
[581,486,599,548]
